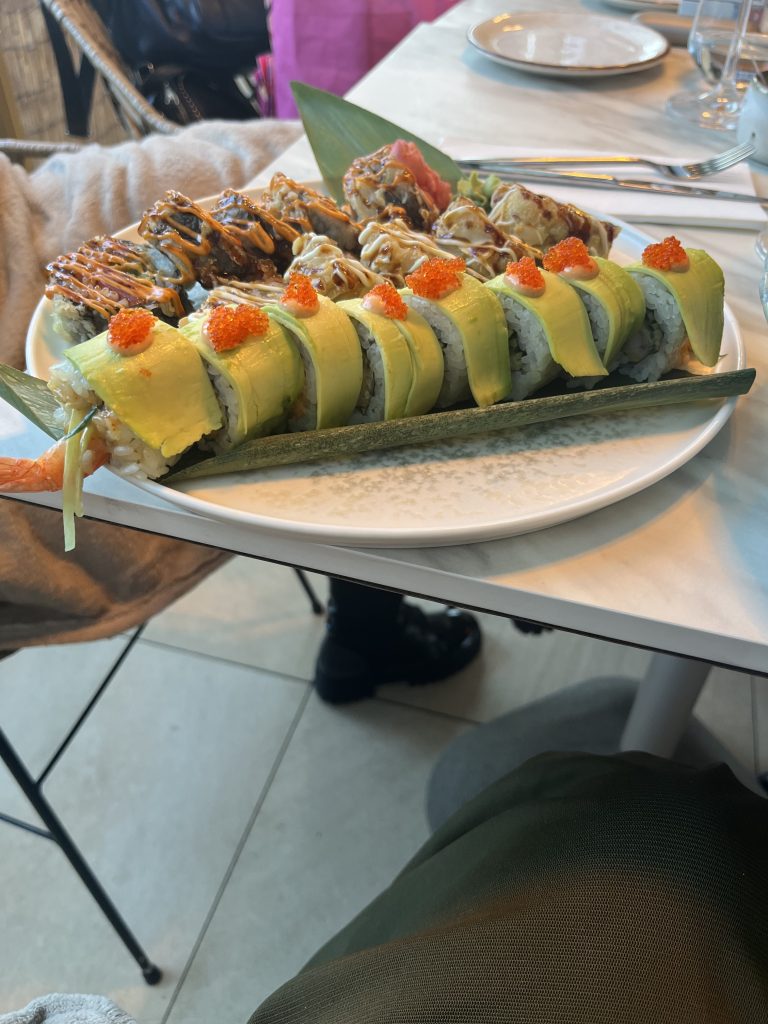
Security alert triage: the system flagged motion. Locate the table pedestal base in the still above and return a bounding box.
[426,675,753,832]
[619,654,710,757]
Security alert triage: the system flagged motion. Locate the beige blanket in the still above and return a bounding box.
[0,119,302,650]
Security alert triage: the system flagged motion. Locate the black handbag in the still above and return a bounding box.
[91,0,270,75]
[42,0,270,135]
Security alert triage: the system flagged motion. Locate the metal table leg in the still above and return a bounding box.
[0,726,162,984]
[619,653,711,758]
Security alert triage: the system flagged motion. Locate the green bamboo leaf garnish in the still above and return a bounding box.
[0,363,63,439]
[291,82,463,204]
[167,369,755,483]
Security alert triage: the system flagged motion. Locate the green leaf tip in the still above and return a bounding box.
[290,82,463,204]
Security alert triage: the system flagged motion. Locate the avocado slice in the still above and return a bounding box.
[566,258,646,368]
[487,269,606,380]
[266,295,363,430]
[403,274,512,408]
[627,249,724,367]
[393,307,445,417]
[337,299,413,421]
[64,319,222,457]
[181,312,303,449]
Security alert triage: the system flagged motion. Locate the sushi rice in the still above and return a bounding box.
[620,275,688,383]
[493,292,560,401]
[48,361,179,479]
[350,321,388,422]
[402,295,472,407]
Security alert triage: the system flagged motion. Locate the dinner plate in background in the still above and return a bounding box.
[599,0,678,12]
[467,12,670,79]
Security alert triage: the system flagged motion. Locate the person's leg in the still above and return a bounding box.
[313,579,481,704]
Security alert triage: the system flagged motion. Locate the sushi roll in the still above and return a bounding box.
[338,282,444,422]
[287,233,385,301]
[258,173,361,252]
[180,304,303,451]
[542,238,645,371]
[266,274,363,431]
[1,309,223,549]
[486,258,606,401]
[619,237,724,382]
[431,196,543,281]
[401,257,511,409]
[46,236,189,346]
[48,309,222,480]
[488,182,619,257]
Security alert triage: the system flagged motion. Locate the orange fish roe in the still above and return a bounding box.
[205,305,269,352]
[542,237,594,275]
[405,257,465,300]
[281,271,320,313]
[504,257,544,292]
[642,236,689,272]
[107,308,155,354]
[362,282,408,319]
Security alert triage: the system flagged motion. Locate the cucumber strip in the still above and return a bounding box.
[62,409,83,552]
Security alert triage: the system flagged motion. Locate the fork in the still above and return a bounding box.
[457,139,755,181]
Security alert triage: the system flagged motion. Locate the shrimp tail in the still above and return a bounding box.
[0,436,109,493]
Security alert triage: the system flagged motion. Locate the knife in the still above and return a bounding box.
[473,168,768,205]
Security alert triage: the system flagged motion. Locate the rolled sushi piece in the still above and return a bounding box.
[542,237,645,371]
[338,283,443,421]
[401,257,510,409]
[49,309,223,479]
[486,258,607,401]
[619,237,724,382]
[265,273,363,431]
[180,305,304,450]
[32,308,222,549]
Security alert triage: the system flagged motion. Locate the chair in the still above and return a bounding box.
[39,0,178,139]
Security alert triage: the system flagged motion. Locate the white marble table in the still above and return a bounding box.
[3,0,767,751]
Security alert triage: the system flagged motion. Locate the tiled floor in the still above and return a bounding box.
[0,558,764,1022]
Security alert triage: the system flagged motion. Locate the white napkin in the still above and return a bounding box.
[443,141,767,230]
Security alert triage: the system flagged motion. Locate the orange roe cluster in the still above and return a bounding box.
[542,237,592,274]
[206,305,269,352]
[642,236,689,271]
[282,271,320,312]
[505,257,544,290]
[365,282,408,319]
[405,257,466,300]
[107,308,155,351]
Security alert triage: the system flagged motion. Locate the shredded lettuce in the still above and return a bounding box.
[456,171,502,211]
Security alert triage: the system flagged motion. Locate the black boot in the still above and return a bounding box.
[313,581,482,705]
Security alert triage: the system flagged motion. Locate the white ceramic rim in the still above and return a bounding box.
[467,12,670,77]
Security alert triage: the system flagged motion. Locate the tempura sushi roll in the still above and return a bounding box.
[48,309,222,480]
[488,182,619,257]
[401,258,510,409]
[266,274,363,431]
[46,236,189,346]
[486,258,606,401]
[619,237,724,382]
[542,238,645,370]
[339,283,443,422]
[181,305,303,450]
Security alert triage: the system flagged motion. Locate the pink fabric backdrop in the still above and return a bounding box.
[270,1,457,118]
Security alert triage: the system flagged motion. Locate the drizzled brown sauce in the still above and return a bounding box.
[261,173,357,236]
[139,190,298,285]
[46,237,184,321]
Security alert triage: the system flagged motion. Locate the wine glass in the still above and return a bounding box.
[666,0,766,131]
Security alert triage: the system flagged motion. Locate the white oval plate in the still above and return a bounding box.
[27,192,743,549]
[467,12,670,78]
